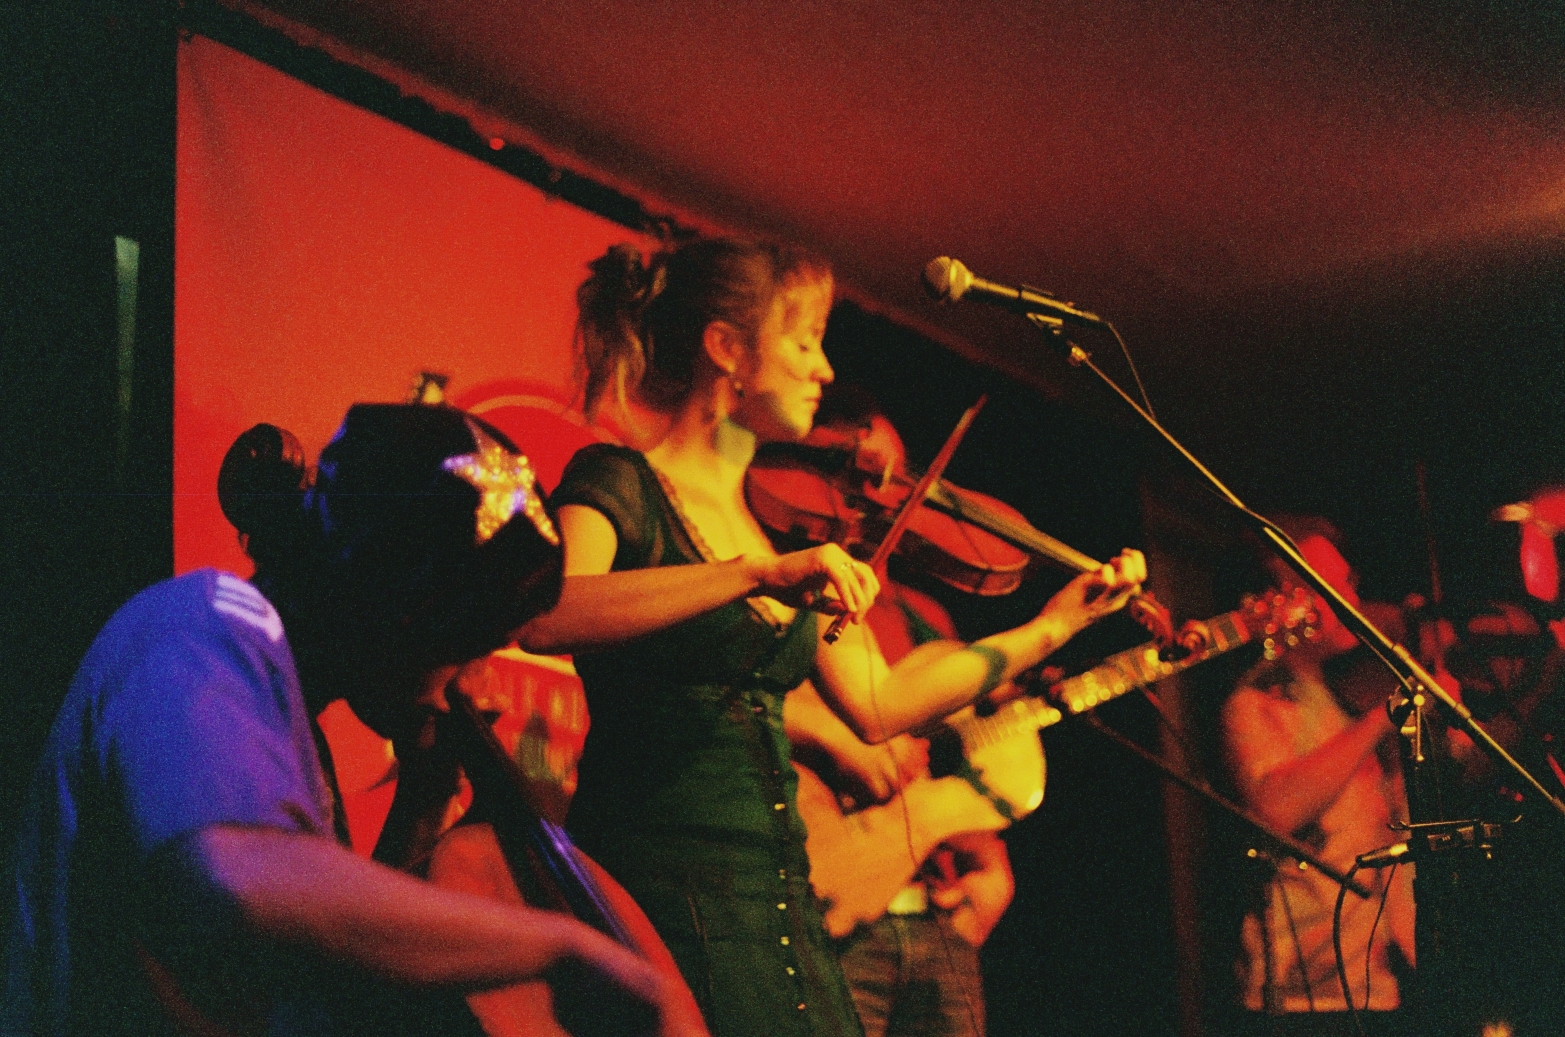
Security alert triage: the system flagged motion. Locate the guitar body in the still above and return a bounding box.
[801,590,1317,938]
[796,750,1013,938]
[429,821,710,1037]
[925,702,1049,822]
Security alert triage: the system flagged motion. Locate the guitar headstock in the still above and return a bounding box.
[1044,586,1326,719]
[1240,585,1319,660]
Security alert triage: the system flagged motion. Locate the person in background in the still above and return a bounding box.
[4,404,684,1037]
[1221,516,1415,1037]
[517,237,1146,1037]
[781,388,1012,1037]
[1397,486,1565,1034]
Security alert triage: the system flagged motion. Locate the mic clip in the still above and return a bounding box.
[1357,817,1513,868]
[1026,311,1065,334]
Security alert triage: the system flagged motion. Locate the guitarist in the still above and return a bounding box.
[4,405,681,1037]
[784,397,1012,1037]
[1220,517,1416,1037]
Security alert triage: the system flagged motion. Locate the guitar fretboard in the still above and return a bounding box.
[948,589,1313,753]
[1051,610,1250,716]
[951,696,1065,754]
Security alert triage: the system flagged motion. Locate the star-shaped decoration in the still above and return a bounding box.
[442,420,560,547]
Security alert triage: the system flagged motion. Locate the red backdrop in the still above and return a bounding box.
[175,35,648,852]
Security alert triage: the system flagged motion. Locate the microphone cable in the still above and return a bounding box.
[1332,858,1399,1037]
[1332,859,1363,1036]
[1104,319,1157,424]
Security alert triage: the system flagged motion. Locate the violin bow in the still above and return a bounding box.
[822,394,987,643]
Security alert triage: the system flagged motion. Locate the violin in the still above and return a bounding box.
[746,427,1177,649]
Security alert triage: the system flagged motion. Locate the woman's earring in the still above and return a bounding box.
[729,373,744,399]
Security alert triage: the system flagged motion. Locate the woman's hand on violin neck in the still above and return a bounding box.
[1039,548,1148,637]
[748,543,880,623]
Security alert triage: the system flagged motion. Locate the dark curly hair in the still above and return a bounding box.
[219,404,563,669]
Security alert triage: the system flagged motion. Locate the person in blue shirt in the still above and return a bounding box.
[3,403,685,1037]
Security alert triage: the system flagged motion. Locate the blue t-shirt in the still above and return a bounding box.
[4,569,333,1036]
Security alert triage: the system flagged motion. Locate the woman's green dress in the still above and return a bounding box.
[553,444,864,1037]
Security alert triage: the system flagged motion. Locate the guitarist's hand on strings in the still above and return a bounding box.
[836,732,930,805]
[783,681,927,805]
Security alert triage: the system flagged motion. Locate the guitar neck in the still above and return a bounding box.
[1049,606,1256,716]
[951,593,1307,751]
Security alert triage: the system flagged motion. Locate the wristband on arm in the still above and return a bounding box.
[962,643,1008,698]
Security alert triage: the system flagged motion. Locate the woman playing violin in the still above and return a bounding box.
[517,237,1146,1037]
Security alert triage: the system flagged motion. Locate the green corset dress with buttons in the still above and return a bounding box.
[553,444,864,1037]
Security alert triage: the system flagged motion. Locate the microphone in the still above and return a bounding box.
[923,257,1103,326]
[1355,842,1412,868]
[1357,819,1508,868]
[1491,501,1536,525]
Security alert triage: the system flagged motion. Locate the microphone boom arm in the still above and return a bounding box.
[1027,312,1565,821]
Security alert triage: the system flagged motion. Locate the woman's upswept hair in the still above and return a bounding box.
[574,237,829,420]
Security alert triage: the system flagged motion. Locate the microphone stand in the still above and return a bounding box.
[1076,710,1373,899]
[1026,313,1565,1028]
[1026,314,1565,818]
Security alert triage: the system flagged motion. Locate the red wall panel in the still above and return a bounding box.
[176,35,647,851]
[176,34,648,574]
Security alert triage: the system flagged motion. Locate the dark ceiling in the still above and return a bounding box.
[244,0,1565,596]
